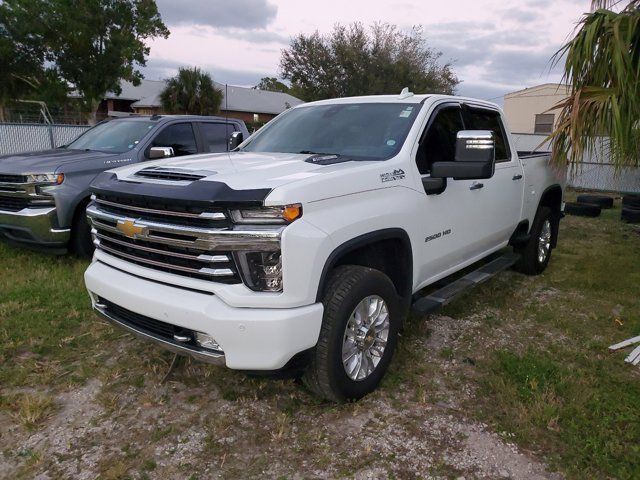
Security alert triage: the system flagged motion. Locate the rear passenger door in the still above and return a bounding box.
[198,122,232,153]
[460,106,524,248]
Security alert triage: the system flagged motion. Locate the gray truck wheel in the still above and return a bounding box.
[514,206,555,275]
[72,203,94,258]
[303,265,402,402]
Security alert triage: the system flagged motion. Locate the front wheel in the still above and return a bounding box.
[514,206,555,275]
[303,265,403,402]
[71,203,94,258]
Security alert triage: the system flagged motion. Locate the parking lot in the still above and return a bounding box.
[1,194,639,480]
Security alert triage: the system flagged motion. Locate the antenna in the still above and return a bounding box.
[225,83,229,151]
[398,87,414,100]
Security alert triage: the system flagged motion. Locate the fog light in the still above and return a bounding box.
[235,251,283,292]
[195,331,223,352]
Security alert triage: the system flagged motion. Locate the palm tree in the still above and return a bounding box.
[160,67,224,115]
[549,1,639,170]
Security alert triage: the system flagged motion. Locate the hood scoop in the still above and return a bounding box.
[133,166,216,182]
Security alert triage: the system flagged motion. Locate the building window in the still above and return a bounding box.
[534,113,554,134]
[253,113,260,123]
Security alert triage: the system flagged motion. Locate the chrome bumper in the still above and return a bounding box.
[0,207,70,245]
[93,301,226,365]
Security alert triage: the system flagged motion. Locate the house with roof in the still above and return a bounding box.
[80,79,303,125]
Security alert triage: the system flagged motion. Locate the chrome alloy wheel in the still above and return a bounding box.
[538,219,552,263]
[342,295,390,381]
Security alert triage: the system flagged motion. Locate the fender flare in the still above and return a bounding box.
[315,228,413,302]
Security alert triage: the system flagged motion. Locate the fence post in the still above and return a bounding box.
[47,124,55,149]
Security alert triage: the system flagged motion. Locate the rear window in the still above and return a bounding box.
[462,108,511,162]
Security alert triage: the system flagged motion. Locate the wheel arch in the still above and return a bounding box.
[315,228,413,303]
[537,184,563,247]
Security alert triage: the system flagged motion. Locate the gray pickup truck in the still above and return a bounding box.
[0,115,249,256]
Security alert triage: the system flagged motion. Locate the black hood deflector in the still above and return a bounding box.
[90,172,272,207]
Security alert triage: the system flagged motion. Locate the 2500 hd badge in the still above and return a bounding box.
[425,228,452,243]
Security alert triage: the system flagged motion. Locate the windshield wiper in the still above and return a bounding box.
[297,150,339,156]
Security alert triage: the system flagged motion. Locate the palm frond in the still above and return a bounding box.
[549,2,640,171]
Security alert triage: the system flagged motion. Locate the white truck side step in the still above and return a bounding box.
[412,253,520,315]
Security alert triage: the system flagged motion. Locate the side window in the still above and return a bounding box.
[416,106,464,175]
[148,123,197,158]
[461,108,511,162]
[199,122,230,153]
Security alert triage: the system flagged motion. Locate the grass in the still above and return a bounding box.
[0,189,639,478]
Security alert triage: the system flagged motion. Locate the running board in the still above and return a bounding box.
[412,253,520,315]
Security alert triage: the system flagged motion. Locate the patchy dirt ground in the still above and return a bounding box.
[0,296,562,480]
[3,205,639,479]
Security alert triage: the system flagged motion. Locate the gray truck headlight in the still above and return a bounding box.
[235,251,282,292]
[25,173,65,185]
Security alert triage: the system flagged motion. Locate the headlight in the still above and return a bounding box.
[25,173,64,185]
[230,204,301,224]
[235,251,283,292]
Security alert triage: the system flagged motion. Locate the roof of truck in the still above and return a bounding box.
[300,93,501,111]
[106,115,244,123]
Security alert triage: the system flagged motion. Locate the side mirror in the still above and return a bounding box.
[148,146,175,159]
[228,131,243,151]
[431,130,495,180]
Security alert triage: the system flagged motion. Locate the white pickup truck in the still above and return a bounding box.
[84,91,564,401]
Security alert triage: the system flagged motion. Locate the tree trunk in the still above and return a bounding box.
[87,98,101,125]
[0,104,5,122]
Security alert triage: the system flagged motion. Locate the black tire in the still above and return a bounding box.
[621,207,640,224]
[576,194,614,209]
[71,203,94,258]
[564,201,601,217]
[514,206,555,275]
[303,265,403,402]
[622,195,640,209]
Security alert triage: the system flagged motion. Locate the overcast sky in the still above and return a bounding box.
[146,0,592,104]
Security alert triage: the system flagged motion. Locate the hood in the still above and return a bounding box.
[104,150,412,205]
[111,151,354,191]
[0,149,116,175]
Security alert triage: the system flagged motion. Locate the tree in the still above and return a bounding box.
[1,0,169,123]
[549,1,639,170]
[160,67,224,115]
[0,1,63,121]
[253,77,290,93]
[279,23,458,102]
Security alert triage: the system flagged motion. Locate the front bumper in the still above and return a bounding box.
[0,207,70,245]
[84,260,324,370]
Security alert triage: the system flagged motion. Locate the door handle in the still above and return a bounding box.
[469,182,484,190]
[512,174,523,180]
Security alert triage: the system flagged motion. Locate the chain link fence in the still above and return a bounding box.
[511,133,640,194]
[0,123,90,156]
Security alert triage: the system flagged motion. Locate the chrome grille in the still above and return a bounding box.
[89,197,239,282]
[94,193,229,228]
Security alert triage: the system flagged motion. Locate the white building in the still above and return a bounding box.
[503,83,569,134]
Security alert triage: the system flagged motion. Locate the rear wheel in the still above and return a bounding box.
[72,202,94,258]
[303,265,402,402]
[514,206,555,275]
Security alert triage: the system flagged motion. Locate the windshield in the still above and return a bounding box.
[68,120,155,153]
[240,103,422,160]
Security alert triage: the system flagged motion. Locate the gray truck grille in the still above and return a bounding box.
[0,174,27,183]
[0,197,31,212]
[89,194,241,283]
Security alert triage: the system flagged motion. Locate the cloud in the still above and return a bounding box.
[156,0,278,29]
[141,57,272,87]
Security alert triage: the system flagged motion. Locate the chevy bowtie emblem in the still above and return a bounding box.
[116,219,147,238]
